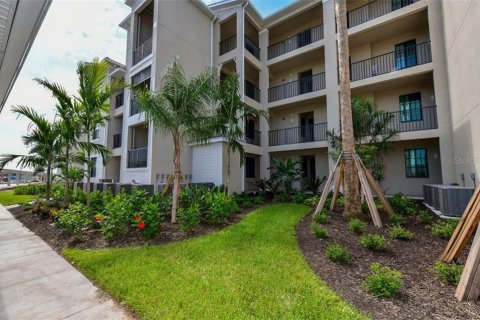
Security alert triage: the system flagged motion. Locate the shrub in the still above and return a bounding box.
[32,200,51,218]
[273,192,290,203]
[132,202,164,239]
[241,200,253,208]
[388,213,404,226]
[179,186,208,212]
[304,195,320,207]
[348,218,366,234]
[363,263,403,298]
[417,210,434,225]
[51,184,65,201]
[14,184,46,195]
[89,190,105,213]
[312,209,328,224]
[100,192,132,239]
[389,193,415,215]
[311,223,327,238]
[336,196,345,208]
[178,205,201,232]
[253,196,264,205]
[20,202,33,211]
[71,188,87,204]
[360,233,388,252]
[325,244,351,264]
[291,192,309,204]
[431,220,458,239]
[205,192,240,224]
[431,261,463,285]
[388,226,413,240]
[56,203,91,235]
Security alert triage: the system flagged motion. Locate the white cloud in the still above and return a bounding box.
[0,0,129,169]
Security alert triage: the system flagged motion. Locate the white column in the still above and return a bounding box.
[259,28,270,179]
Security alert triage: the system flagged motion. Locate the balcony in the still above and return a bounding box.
[219,35,236,56]
[378,105,438,133]
[350,41,431,82]
[245,130,261,146]
[245,36,260,60]
[127,147,148,168]
[269,123,328,146]
[268,24,324,60]
[113,134,122,149]
[245,80,260,103]
[268,72,325,103]
[133,38,152,66]
[115,91,124,109]
[347,0,420,28]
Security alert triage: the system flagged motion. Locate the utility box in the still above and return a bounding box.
[423,184,475,217]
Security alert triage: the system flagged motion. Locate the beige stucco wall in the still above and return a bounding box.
[270,102,327,130]
[441,0,480,188]
[269,60,325,88]
[380,138,442,197]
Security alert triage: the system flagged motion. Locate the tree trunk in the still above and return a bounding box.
[64,146,70,203]
[226,146,231,194]
[86,135,91,207]
[335,0,361,218]
[46,162,52,201]
[171,137,181,223]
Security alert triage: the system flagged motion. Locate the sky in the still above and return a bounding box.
[0,0,294,170]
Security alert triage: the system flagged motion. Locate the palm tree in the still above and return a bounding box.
[0,106,62,200]
[75,58,127,206]
[269,158,303,193]
[216,73,268,193]
[34,78,80,203]
[335,0,361,218]
[135,58,217,223]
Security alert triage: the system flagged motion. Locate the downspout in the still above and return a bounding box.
[210,15,218,67]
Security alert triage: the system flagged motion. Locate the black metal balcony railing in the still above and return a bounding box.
[377,105,438,133]
[269,123,328,146]
[219,35,237,56]
[130,99,140,116]
[268,24,324,60]
[246,130,261,146]
[245,36,260,60]
[115,91,124,109]
[127,147,148,168]
[113,134,122,149]
[268,72,325,103]
[350,41,432,82]
[245,81,261,102]
[133,38,153,65]
[347,0,419,28]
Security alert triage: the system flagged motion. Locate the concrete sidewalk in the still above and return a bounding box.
[0,205,131,320]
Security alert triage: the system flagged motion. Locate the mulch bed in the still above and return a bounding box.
[296,208,480,320]
[8,205,258,254]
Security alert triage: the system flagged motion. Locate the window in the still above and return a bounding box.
[245,156,256,178]
[90,157,97,178]
[92,124,99,140]
[115,91,124,108]
[404,148,428,178]
[395,40,417,70]
[400,92,422,122]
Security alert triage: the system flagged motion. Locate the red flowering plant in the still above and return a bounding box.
[130,202,164,239]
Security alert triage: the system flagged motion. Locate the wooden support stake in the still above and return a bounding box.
[456,226,480,301]
[353,155,383,228]
[441,186,480,262]
[357,155,394,216]
[162,174,174,194]
[314,154,342,215]
[330,163,344,211]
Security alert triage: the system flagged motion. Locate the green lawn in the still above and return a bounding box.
[64,204,366,319]
[0,189,36,206]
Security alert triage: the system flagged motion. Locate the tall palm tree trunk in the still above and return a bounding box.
[86,135,91,207]
[226,146,231,194]
[171,135,181,223]
[64,147,70,203]
[335,0,361,218]
[46,162,52,201]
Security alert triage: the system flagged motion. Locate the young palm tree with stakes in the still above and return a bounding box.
[216,73,268,193]
[135,58,218,223]
[75,58,127,207]
[0,106,62,200]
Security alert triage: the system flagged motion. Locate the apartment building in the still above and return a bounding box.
[91,0,479,197]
